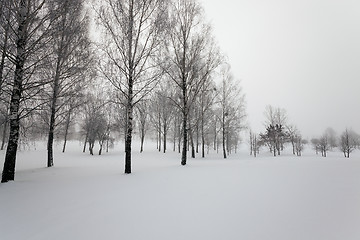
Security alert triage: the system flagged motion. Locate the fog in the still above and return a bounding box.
[201,0,360,137]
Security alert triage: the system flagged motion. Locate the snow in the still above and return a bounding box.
[1,142,360,240]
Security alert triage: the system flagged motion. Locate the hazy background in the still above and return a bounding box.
[200,0,360,137]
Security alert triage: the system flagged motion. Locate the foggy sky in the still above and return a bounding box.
[201,0,360,137]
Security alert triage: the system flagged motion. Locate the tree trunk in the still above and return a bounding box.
[2,2,26,182]
[273,145,276,156]
[201,119,205,158]
[62,109,72,153]
[163,122,167,153]
[213,118,217,150]
[47,71,60,167]
[178,123,181,153]
[190,129,195,158]
[89,141,94,155]
[99,141,103,155]
[1,113,8,150]
[140,128,144,153]
[181,111,187,165]
[291,138,295,155]
[83,133,88,153]
[173,117,177,152]
[196,124,199,153]
[156,128,158,150]
[222,114,226,159]
[124,103,133,174]
[106,139,109,153]
[2,114,20,183]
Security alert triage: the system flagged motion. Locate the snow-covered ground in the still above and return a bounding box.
[1,141,360,240]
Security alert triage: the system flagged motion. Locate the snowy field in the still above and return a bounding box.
[1,141,360,240]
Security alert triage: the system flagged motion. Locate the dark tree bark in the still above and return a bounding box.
[89,141,94,155]
[1,0,27,183]
[62,108,72,153]
[83,133,88,153]
[125,102,133,174]
[158,112,161,152]
[163,122,167,153]
[47,63,60,167]
[222,117,227,159]
[181,111,187,165]
[98,0,166,174]
[201,117,205,158]
[140,128,145,153]
[190,128,195,158]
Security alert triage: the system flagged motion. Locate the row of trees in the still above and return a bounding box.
[249,105,360,158]
[311,128,360,158]
[1,0,247,182]
[0,0,93,182]
[94,0,246,173]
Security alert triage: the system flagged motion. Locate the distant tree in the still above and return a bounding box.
[81,93,110,155]
[287,125,298,155]
[325,127,338,150]
[260,124,286,156]
[135,101,149,153]
[61,95,85,153]
[216,64,246,158]
[294,135,306,156]
[263,105,288,152]
[149,84,175,153]
[45,0,92,167]
[339,129,359,158]
[249,130,259,157]
[319,133,330,157]
[198,80,217,158]
[311,138,321,155]
[264,105,287,127]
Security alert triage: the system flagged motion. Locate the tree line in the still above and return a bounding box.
[0,0,246,182]
[249,105,360,158]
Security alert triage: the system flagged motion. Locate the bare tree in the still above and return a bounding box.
[45,0,92,167]
[339,129,359,158]
[294,134,306,156]
[198,79,216,158]
[262,105,288,155]
[319,133,330,157]
[97,0,167,174]
[325,127,338,150]
[311,138,321,155]
[2,0,59,183]
[264,105,287,127]
[216,64,246,158]
[81,92,110,155]
[249,130,259,157]
[287,125,298,155]
[135,101,149,153]
[163,0,221,165]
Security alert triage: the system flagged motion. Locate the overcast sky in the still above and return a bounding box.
[200,0,360,137]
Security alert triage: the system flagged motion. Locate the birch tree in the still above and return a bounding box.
[163,0,220,165]
[97,0,167,173]
[2,0,57,183]
[45,0,92,167]
[216,64,246,158]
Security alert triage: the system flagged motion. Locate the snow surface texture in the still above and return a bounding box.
[1,141,360,240]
